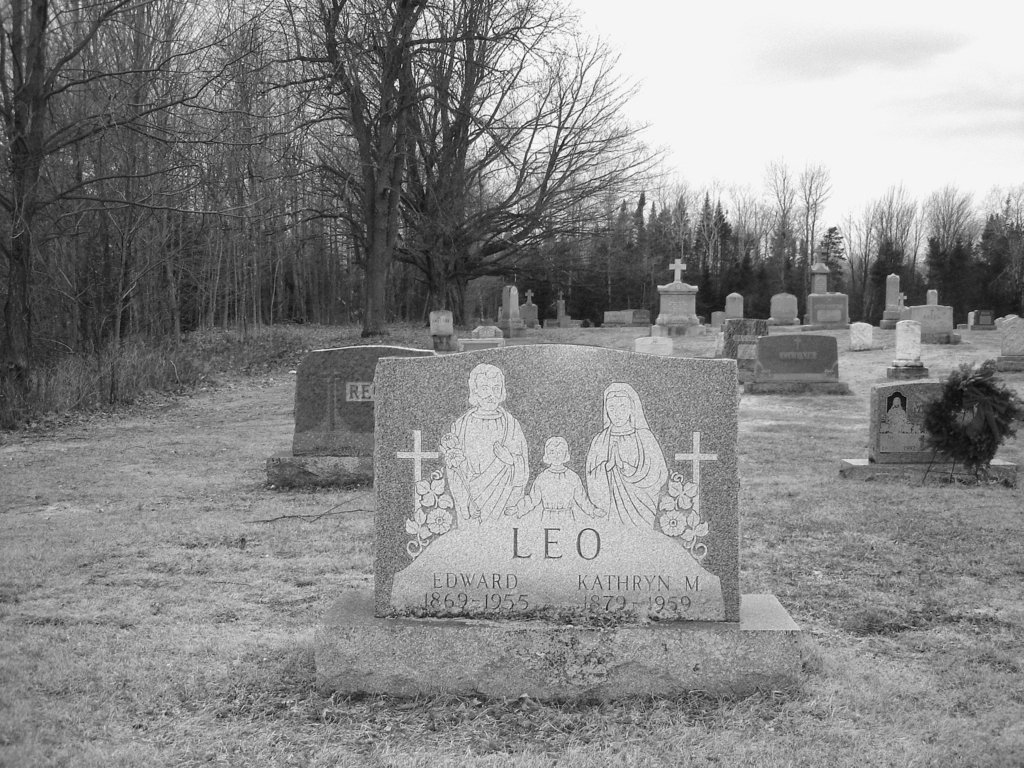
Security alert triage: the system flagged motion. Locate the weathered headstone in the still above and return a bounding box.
[721,318,768,383]
[745,335,850,394]
[887,320,929,380]
[543,292,581,329]
[900,304,959,344]
[971,309,996,331]
[996,315,1024,372]
[768,293,799,326]
[840,381,1018,484]
[725,293,744,320]
[710,311,725,329]
[429,310,455,352]
[604,309,651,327]
[520,290,539,329]
[849,322,874,351]
[634,336,674,356]
[266,345,434,487]
[926,289,938,305]
[804,263,850,328]
[459,330,506,353]
[317,346,804,699]
[880,274,901,329]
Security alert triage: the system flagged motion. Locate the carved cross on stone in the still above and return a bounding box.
[674,431,718,515]
[669,258,686,283]
[525,290,534,303]
[397,430,439,483]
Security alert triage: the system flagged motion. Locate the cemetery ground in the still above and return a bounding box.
[2,324,1022,768]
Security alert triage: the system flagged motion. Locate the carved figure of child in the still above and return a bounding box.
[505,437,604,522]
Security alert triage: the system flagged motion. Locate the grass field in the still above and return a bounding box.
[1,324,1022,767]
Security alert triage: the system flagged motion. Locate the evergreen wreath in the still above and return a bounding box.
[923,360,1024,476]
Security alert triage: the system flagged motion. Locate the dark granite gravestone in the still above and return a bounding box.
[721,318,768,383]
[971,309,995,330]
[840,381,1018,484]
[266,345,433,487]
[317,345,805,700]
[603,309,652,327]
[745,335,850,394]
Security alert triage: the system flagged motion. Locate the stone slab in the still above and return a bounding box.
[292,345,435,456]
[920,331,961,345]
[886,365,930,380]
[604,309,651,327]
[996,356,1024,372]
[316,592,806,700]
[743,381,851,395]
[651,324,706,337]
[721,319,768,383]
[752,335,839,383]
[839,458,1018,487]
[266,454,372,487]
[633,336,674,356]
[458,338,506,352]
[373,346,741,624]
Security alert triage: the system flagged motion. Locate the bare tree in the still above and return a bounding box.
[798,163,831,281]
[924,184,979,253]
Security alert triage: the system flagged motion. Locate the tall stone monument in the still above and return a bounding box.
[880,274,901,330]
[803,263,849,329]
[653,258,701,336]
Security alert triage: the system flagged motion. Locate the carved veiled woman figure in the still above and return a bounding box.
[585,383,668,526]
[442,364,529,523]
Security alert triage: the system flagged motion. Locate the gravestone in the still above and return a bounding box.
[887,320,929,380]
[317,346,804,699]
[459,329,506,353]
[429,310,455,352]
[849,322,874,351]
[926,289,938,305]
[653,259,702,336]
[804,263,850,329]
[710,311,725,330]
[520,290,539,329]
[266,345,434,487]
[543,292,582,329]
[721,318,768,383]
[768,293,799,326]
[604,309,651,327]
[745,335,850,394]
[899,305,959,344]
[499,286,526,338]
[880,274,901,330]
[996,315,1024,372]
[634,336,674,356]
[971,309,996,331]
[840,381,1018,484]
[725,293,744,320]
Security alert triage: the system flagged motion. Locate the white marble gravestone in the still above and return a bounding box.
[725,293,744,320]
[768,293,799,325]
[849,322,873,351]
[887,320,928,379]
[996,316,1024,371]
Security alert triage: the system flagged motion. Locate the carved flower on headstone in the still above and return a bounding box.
[659,508,687,537]
[416,476,447,508]
[425,507,453,535]
[680,511,709,543]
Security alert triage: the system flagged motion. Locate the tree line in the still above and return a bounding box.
[2,0,1023,388]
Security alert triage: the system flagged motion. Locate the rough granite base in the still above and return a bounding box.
[839,458,1017,487]
[799,324,850,332]
[887,364,930,380]
[744,381,851,395]
[316,592,806,700]
[996,356,1024,372]
[266,454,372,488]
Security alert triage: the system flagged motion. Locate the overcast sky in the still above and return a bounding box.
[568,0,1024,223]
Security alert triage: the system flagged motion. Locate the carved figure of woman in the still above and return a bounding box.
[585,383,668,526]
[442,364,529,523]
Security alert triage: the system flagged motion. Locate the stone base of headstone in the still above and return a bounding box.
[431,334,456,352]
[767,318,801,326]
[886,363,929,380]
[956,323,969,331]
[316,592,807,700]
[970,325,997,332]
[266,454,372,488]
[651,323,705,337]
[838,458,1017,487]
[879,310,901,330]
[542,318,581,330]
[633,336,673,356]
[743,381,851,395]
[799,323,850,332]
[498,320,526,339]
[995,356,1024,372]
[458,338,506,352]
[920,331,961,344]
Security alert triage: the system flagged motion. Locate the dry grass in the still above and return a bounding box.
[1,324,1022,767]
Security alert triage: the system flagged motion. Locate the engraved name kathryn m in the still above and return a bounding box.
[511,527,601,560]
